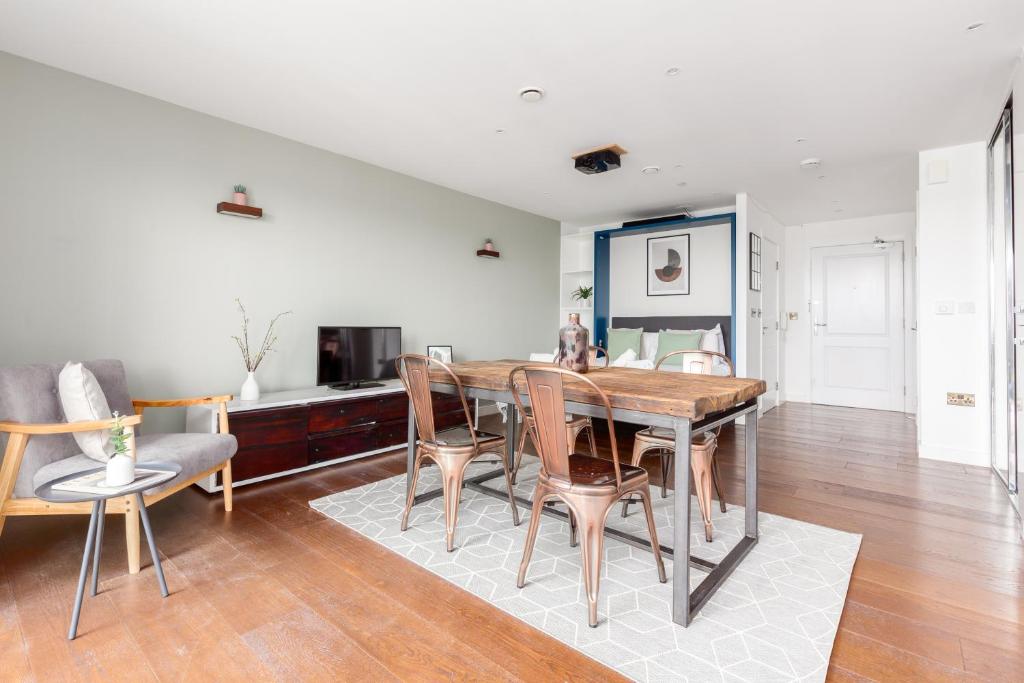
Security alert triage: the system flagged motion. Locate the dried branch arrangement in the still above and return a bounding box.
[232,299,292,372]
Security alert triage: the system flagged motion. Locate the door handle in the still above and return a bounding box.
[813,323,827,327]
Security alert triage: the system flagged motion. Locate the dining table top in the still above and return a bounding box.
[431,359,766,421]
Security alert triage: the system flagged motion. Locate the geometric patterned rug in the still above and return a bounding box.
[310,460,860,682]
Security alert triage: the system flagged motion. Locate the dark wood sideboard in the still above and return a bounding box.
[185,382,471,491]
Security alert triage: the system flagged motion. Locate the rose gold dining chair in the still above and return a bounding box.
[621,350,732,542]
[511,345,607,484]
[510,365,666,627]
[398,354,519,551]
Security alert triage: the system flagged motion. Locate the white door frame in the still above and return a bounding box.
[809,240,907,411]
[760,238,781,413]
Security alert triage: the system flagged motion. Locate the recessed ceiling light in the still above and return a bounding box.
[495,128,505,134]
[966,21,985,31]
[676,181,688,187]
[518,87,545,103]
[641,166,661,175]
[665,67,681,76]
[800,158,822,169]
[795,137,808,143]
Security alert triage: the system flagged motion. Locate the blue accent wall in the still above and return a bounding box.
[591,212,738,355]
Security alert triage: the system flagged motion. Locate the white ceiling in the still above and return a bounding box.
[2,1,1022,226]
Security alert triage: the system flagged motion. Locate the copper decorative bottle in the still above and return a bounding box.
[557,313,590,373]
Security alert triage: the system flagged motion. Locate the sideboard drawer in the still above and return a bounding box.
[308,397,379,434]
[230,405,309,449]
[309,425,378,464]
[376,394,408,422]
[376,418,409,449]
[224,441,308,483]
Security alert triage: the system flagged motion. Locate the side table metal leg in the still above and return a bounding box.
[69,501,100,640]
[90,499,106,596]
[135,494,169,598]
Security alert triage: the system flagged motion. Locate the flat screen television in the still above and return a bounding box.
[317,326,401,389]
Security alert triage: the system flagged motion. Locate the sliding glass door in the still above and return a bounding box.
[989,96,1019,517]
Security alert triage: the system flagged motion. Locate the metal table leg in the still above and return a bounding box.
[505,402,518,471]
[68,501,100,640]
[671,417,692,627]
[90,499,105,596]
[745,409,758,539]
[135,493,169,598]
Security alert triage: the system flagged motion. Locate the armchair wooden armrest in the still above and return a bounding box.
[0,413,143,435]
[132,394,232,410]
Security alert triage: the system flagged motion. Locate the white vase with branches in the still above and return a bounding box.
[233,299,292,401]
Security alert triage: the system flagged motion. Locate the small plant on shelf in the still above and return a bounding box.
[233,184,248,206]
[571,284,594,306]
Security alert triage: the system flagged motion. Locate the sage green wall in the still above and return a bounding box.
[0,52,558,427]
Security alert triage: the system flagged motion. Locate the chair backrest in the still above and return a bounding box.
[588,345,608,368]
[395,354,477,448]
[508,365,621,487]
[654,349,734,376]
[0,359,133,498]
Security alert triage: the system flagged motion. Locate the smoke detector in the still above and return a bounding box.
[518,87,545,103]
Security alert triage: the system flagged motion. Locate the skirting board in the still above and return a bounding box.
[917,441,990,469]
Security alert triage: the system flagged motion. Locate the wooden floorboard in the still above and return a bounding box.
[0,402,1021,681]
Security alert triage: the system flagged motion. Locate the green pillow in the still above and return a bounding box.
[656,331,702,366]
[606,327,643,361]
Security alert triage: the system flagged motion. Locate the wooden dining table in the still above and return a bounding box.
[406,359,766,627]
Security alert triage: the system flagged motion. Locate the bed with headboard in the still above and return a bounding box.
[611,315,732,359]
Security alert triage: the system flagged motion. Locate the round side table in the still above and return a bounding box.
[34,462,181,640]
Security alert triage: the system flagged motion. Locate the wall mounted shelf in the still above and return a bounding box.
[476,249,500,258]
[217,202,263,219]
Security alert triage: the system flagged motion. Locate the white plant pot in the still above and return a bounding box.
[241,371,260,401]
[106,453,135,487]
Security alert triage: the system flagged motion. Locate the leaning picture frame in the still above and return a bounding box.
[426,345,453,363]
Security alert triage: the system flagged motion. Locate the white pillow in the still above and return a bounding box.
[700,323,726,354]
[639,332,659,361]
[58,362,115,462]
[612,348,638,365]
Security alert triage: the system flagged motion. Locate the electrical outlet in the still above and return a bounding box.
[946,392,976,407]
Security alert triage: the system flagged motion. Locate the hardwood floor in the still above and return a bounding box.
[0,403,1021,681]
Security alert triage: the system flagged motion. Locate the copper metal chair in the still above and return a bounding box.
[398,354,519,552]
[511,345,607,484]
[510,365,666,627]
[621,350,731,542]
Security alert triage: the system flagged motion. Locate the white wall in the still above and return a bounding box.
[783,212,917,406]
[609,223,732,317]
[917,142,989,466]
[0,53,559,429]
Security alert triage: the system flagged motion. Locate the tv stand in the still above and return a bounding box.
[329,381,385,391]
[185,382,472,492]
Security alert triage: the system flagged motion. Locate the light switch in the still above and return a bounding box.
[935,300,955,315]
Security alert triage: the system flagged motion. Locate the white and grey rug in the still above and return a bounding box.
[310,461,860,682]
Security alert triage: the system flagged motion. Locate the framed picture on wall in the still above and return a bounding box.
[749,232,762,292]
[647,233,690,296]
[427,345,453,363]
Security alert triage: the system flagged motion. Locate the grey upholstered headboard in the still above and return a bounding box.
[611,315,733,358]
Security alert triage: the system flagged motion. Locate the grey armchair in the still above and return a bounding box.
[0,359,236,574]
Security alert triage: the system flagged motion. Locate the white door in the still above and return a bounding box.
[760,239,780,412]
[811,241,905,410]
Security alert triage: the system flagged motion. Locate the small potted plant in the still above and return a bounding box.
[233,184,247,206]
[571,283,594,308]
[233,298,292,401]
[105,412,135,486]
